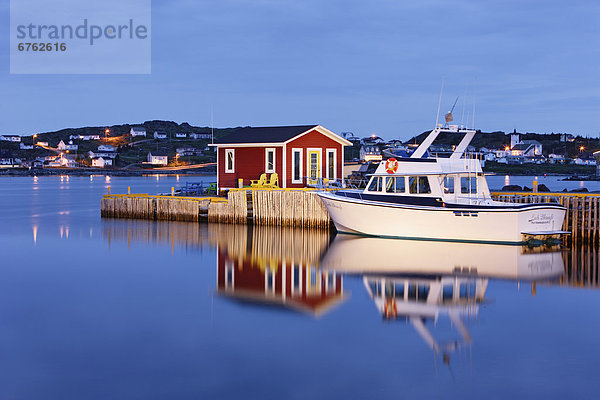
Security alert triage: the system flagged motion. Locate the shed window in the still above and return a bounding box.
[225,149,235,173]
[326,149,336,180]
[409,176,431,194]
[292,149,302,183]
[265,148,276,173]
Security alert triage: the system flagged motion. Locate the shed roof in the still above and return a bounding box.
[149,151,168,157]
[215,125,318,144]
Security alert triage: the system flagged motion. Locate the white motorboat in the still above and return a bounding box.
[318,127,567,244]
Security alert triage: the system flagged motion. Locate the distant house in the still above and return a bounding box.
[70,134,100,141]
[190,133,212,140]
[0,135,21,142]
[20,142,34,150]
[510,133,542,157]
[91,157,112,168]
[511,143,538,157]
[57,140,78,151]
[154,131,168,140]
[176,147,202,156]
[147,151,168,165]
[575,151,596,166]
[174,132,187,139]
[341,132,358,140]
[37,141,48,147]
[359,145,382,162]
[97,144,115,152]
[594,151,600,175]
[0,150,14,165]
[361,135,384,145]
[88,150,117,159]
[560,133,575,143]
[130,127,147,137]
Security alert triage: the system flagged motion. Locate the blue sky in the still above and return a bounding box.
[0,0,598,140]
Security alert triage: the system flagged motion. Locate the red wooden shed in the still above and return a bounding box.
[211,125,352,190]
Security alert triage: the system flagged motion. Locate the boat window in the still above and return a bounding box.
[394,282,404,298]
[369,282,381,296]
[409,176,431,194]
[385,282,394,297]
[368,176,382,191]
[407,283,416,299]
[444,177,454,194]
[460,282,476,298]
[417,284,430,301]
[442,284,453,300]
[385,177,395,193]
[461,177,477,194]
[395,177,405,193]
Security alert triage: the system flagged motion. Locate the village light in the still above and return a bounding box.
[105,128,110,134]
[505,146,510,151]
[580,146,585,151]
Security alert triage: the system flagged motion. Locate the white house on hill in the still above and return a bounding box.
[148,151,168,166]
[57,140,78,151]
[91,157,113,168]
[130,127,147,137]
[0,135,21,142]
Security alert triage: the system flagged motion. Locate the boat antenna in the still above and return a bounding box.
[435,78,445,129]
[472,78,477,129]
[211,104,214,145]
[444,96,459,127]
[460,88,467,128]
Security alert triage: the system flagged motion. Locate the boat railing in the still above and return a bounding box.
[305,177,366,190]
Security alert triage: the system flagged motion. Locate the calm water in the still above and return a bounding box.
[1,175,600,399]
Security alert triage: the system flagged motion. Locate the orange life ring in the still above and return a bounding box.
[385,158,398,174]
[384,299,397,317]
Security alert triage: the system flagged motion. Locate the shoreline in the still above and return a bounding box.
[0,167,216,177]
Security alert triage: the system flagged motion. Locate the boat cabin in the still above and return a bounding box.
[364,157,492,206]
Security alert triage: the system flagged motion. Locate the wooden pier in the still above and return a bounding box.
[101,188,331,228]
[101,189,600,245]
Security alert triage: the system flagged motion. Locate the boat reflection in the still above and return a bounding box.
[321,234,565,362]
[214,224,345,317]
[320,234,565,279]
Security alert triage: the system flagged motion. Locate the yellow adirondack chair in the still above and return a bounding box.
[264,173,279,188]
[250,173,268,188]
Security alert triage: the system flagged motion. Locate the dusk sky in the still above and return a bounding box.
[1,0,598,140]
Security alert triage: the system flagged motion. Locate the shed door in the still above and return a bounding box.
[307,149,321,186]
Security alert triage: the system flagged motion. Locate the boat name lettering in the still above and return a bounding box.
[528,214,553,224]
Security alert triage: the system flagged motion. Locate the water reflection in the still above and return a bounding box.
[213,224,343,316]
[321,235,565,363]
[99,220,600,365]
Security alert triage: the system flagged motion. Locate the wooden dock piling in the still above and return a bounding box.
[101,188,332,229]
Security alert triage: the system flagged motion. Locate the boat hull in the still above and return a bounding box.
[317,192,567,244]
